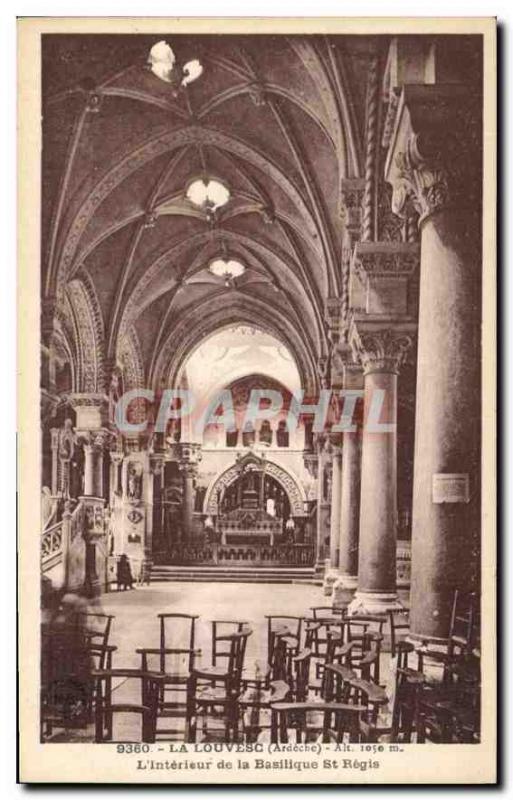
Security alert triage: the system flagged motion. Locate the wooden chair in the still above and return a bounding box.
[74,612,114,669]
[136,613,200,740]
[211,620,249,667]
[270,701,365,743]
[355,642,425,743]
[186,629,252,742]
[321,662,357,705]
[93,669,164,743]
[40,620,117,738]
[238,652,290,743]
[347,614,387,656]
[40,624,93,738]
[388,609,410,657]
[415,650,480,743]
[266,616,303,666]
[416,591,479,678]
[305,609,347,679]
[290,648,312,702]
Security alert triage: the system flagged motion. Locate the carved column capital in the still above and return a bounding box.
[350,325,415,376]
[303,451,319,480]
[385,84,481,226]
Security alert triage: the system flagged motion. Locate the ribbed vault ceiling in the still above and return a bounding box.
[42,33,377,390]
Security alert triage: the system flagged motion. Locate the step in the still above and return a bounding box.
[152,565,314,574]
[150,565,317,585]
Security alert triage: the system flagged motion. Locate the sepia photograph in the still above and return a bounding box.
[17,15,496,784]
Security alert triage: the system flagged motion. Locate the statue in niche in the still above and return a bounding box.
[59,418,75,461]
[194,484,207,513]
[323,463,332,503]
[108,367,123,425]
[127,463,142,502]
[59,419,80,498]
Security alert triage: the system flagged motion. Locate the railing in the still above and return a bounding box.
[168,541,315,567]
[41,521,64,569]
[41,499,85,575]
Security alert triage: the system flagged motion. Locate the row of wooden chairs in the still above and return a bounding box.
[42,591,480,744]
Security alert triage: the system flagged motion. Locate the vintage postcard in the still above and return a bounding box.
[18,16,496,784]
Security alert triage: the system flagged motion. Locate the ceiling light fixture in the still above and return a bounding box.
[186,178,230,221]
[147,41,203,95]
[209,258,246,279]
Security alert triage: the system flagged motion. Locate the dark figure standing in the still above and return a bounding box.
[117,554,134,590]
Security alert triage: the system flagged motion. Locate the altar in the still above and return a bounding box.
[218,507,282,546]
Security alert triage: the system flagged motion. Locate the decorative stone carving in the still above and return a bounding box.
[127,461,143,502]
[351,327,414,375]
[352,241,420,278]
[351,241,420,317]
[205,455,305,517]
[303,451,318,481]
[392,134,451,222]
[66,277,105,392]
[339,178,365,232]
[248,81,267,107]
[385,85,481,226]
[381,88,400,149]
[85,91,103,114]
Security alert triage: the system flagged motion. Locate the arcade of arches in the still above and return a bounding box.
[41,32,482,644]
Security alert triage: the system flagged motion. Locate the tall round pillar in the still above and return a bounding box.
[83,442,96,496]
[348,328,413,614]
[409,210,480,640]
[329,446,342,566]
[180,463,196,542]
[323,442,342,596]
[313,436,328,574]
[385,85,482,640]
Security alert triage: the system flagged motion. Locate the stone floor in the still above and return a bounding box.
[46,580,404,743]
[100,580,326,670]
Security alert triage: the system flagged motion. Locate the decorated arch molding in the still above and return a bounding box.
[118,227,324,345]
[204,455,307,517]
[117,326,145,389]
[152,297,319,399]
[65,276,105,393]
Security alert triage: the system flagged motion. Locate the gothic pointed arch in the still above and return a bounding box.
[65,276,105,392]
[204,452,307,517]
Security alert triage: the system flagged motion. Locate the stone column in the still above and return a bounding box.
[323,438,342,596]
[83,439,96,496]
[146,456,163,560]
[333,362,364,606]
[82,433,107,497]
[386,85,481,641]
[313,435,328,575]
[180,463,197,541]
[329,445,342,566]
[50,428,60,495]
[348,326,414,614]
[178,443,202,542]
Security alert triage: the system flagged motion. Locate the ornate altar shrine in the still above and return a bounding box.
[218,507,282,546]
